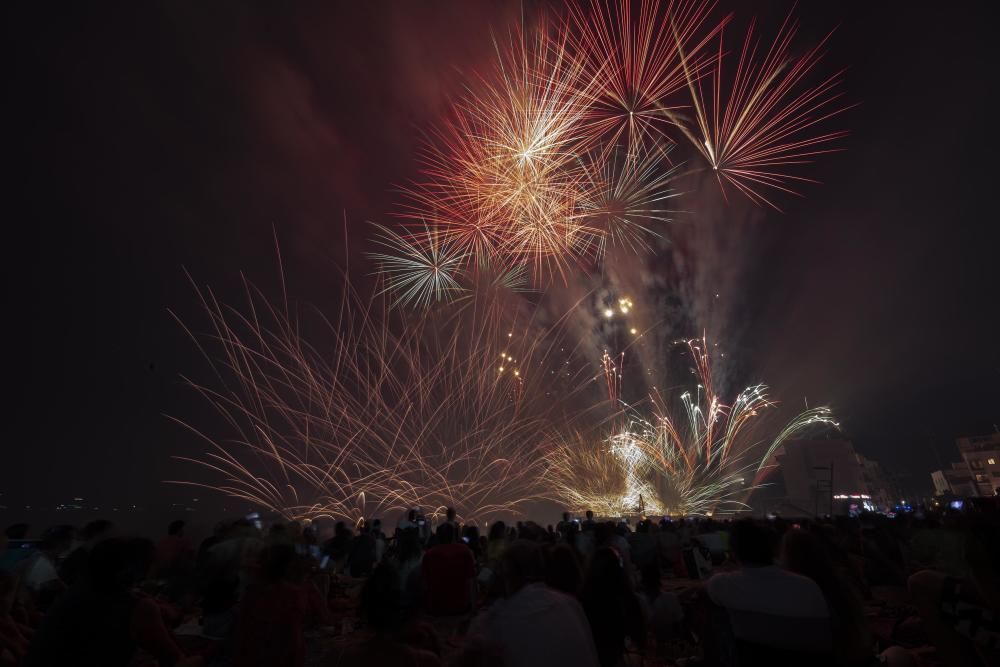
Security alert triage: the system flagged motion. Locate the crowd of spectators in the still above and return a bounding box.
[0,499,997,666]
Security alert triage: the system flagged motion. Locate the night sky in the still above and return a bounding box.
[7,1,998,513]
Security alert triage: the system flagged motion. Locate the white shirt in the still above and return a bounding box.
[466,584,600,667]
[707,565,831,651]
[23,554,59,591]
[706,565,829,618]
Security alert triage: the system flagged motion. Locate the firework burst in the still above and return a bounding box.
[549,337,838,516]
[568,0,726,154]
[574,142,684,259]
[670,10,852,209]
[369,223,468,308]
[396,15,601,286]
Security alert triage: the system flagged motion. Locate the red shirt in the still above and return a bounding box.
[232,582,313,667]
[420,543,475,615]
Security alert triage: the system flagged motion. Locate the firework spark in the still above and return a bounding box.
[549,337,838,516]
[380,3,850,300]
[575,142,684,259]
[568,0,726,154]
[397,15,601,285]
[369,223,468,308]
[169,273,598,523]
[670,10,852,209]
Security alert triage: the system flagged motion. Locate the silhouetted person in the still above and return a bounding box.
[487,521,507,565]
[462,525,482,560]
[25,538,190,667]
[347,521,376,577]
[59,519,114,587]
[0,570,31,664]
[908,510,1000,667]
[782,527,916,667]
[322,521,352,572]
[397,510,418,532]
[706,519,830,657]
[543,543,583,598]
[556,512,572,540]
[464,540,598,667]
[22,525,74,610]
[232,543,329,667]
[339,562,441,666]
[153,519,193,579]
[581,547,645,667]
[420,523,475,616]
[444,507,459,533]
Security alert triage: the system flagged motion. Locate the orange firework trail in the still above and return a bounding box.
[669,8,853,209]
[169,271,600,523]
[568,0,726,155]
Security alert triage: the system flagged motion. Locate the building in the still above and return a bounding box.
[930,462,978,496]
[859,455,900,510]
[769,438,885,516]
[930,433,1000,498]
[956,433,1000,496]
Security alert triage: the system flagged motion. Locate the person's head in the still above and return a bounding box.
[446,507,456,521]
[499,540,544,596]
[89,537,156,592]
[562,512,571,522]
[730,519,775,566]
[584,547,630,598]
[397,529,422,562]
[781,528,833,581]
[544,543,583,597]
[40,525,75,556]
[407,509,417,522]
[4,524,29,540]
[261,543,297,584]
[489,521,506,541]
[360,562,405,634]
[585,510,594,521]
[167,519,186,537]
[228,518,255,538]
[81,519,114,543]
[436,521,456,545]
[595,521,615,546]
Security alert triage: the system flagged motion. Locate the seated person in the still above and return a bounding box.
[338,562,440,666]
[705,520,830,656]
[24,538,193,667]
[464,541,599,667]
